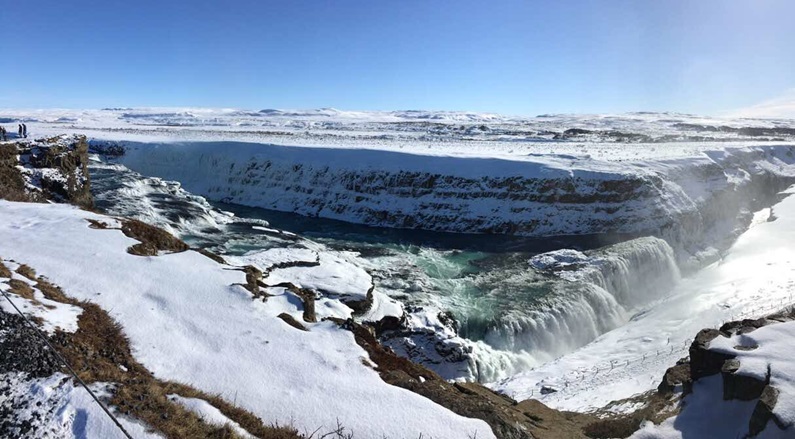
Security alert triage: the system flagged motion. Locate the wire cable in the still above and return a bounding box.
[0,287,134,439]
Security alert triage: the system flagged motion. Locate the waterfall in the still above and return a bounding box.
[582,236,681,308]
[479,283,626,357]
[470,237,681,364]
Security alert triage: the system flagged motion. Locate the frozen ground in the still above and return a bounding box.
[4,107,795,161]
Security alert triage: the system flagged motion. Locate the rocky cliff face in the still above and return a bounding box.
[116,141,673,235]
[0,135,93,208]
[656,148,795,271]
[114,142,795,268]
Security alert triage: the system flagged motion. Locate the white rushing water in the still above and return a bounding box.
[451,237,682,380]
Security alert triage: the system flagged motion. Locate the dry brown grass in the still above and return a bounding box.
[7,279,39,304]
[120,219,190,256]
[15,264,37,280]
[18,263,303,439]
[86,218,111,229]
[0,260,11,278]
[584,392,678,438]
[196,248,227,264]
[277,313,308,331]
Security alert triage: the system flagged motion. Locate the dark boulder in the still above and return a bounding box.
[749,385,783,436]
[721,360,767,401]
[689,328,735,381]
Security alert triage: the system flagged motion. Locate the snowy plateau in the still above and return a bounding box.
[2,108,795,438]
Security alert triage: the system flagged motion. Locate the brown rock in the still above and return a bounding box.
[121,219,189,256]
[333,318,596,439]
[277,313,308,331]
[749,385,782,436]
[721,360,767,401]
[689,329,735,381]
[658,361,692,395]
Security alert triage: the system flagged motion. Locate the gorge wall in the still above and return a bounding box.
[114,142,795,256]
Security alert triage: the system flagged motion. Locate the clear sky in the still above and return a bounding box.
[2,0,794,116]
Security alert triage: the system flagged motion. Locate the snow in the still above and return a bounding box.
[493,186,795,413]
[0,200,495,439]
[4,107,795,162]
[0,261,83,335]
[226,247,404,322]
[709,321,795,430]
[167,394,254,439]
[632,316,795,439]
[264,251,371,301]
[6,108,795,239]
[528,249,589,270]
[225,247,317,269]
[0,372,162,439]
[630,376,761,439]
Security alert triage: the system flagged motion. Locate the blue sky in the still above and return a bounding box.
[2,0,794,116]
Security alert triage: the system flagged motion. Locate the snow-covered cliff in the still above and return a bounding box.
[114,141,795,256]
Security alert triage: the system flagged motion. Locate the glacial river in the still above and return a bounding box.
[89,157,684,386]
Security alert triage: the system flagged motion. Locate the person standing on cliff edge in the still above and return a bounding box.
[22,124,27,138]
[18,124,22,138]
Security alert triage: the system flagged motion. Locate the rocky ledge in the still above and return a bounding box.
[658,307,795,436]
[0,134,93,208]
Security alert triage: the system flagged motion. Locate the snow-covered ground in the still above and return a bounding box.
[631,312,795,438]
[0,200,495,438]
[4,107,795,161]
[0,373,163,439]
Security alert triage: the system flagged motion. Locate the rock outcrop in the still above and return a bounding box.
[0,135,93,208]
[120,218,190,256]
[657,308,795,436]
